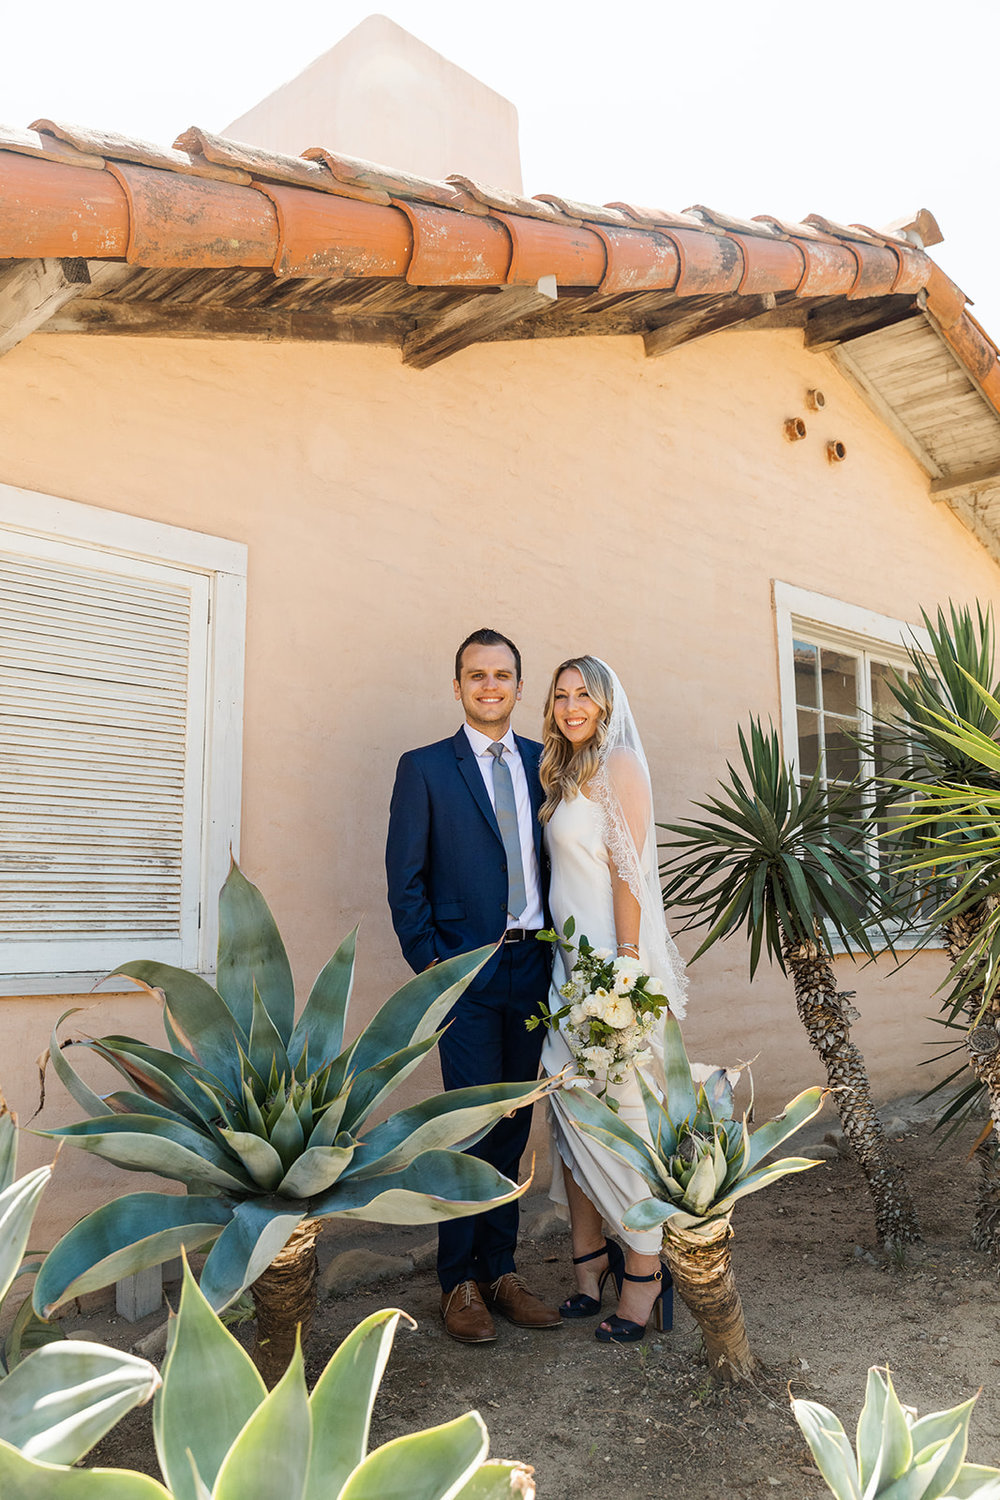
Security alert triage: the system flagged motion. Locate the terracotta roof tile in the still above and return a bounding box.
[0,116,995,422]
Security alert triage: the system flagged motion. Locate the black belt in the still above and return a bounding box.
[503,928,543,944]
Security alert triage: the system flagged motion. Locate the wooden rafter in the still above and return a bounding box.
[930,459,1000,502]
[401,277,557,370]
[641,293,803,359]
[42,300,406,346]
[0,257,91,357]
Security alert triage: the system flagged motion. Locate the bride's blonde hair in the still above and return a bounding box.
[539,656,614,824]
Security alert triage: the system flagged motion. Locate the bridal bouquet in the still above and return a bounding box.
[528,916,670,1107]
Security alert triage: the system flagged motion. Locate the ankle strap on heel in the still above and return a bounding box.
[621,1268,663,1284]
[572,1239,614,1267]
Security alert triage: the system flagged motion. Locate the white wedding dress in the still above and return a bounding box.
[539,789,664,1253]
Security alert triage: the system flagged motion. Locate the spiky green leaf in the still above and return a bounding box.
[305,1310,404,1500]
[217,861,295,1045]
[0,1341,159,1464]
[197,1199,305,1312]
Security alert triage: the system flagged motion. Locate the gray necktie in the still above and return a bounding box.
[487,743,527,921]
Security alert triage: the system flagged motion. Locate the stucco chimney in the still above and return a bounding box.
[222,14,523,192]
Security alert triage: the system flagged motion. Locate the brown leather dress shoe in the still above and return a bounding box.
[441,1280,497,1343]
[479,1273,562,1329]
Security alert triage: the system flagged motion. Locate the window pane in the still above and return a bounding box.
[794,640,818,707]
[826,724,860,783]
[821,648,858,716]
[797,709,820,776]
[870,660,903,722]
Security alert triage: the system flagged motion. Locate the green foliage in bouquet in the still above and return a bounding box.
[793,1365,1000,1500]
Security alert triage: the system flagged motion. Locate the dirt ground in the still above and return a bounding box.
[82,1102,1000,1500]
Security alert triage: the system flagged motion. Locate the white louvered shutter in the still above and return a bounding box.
[1,533,209,975]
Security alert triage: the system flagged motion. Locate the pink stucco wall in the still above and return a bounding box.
[2,324,996,1243]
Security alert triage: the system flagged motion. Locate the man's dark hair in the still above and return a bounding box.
[454,628,522,682]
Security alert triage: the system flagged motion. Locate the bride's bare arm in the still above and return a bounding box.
[604,749,651,956]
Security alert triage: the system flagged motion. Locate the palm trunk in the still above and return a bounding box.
[250,1219,324,1386]
[661,1218,759,1383]
[942,908,1000,1257]
[782,932,920,1247]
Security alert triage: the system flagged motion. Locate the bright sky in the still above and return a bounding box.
[5,0,998,336]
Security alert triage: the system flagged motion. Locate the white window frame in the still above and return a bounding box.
[0,483,247,995]
[773,580,936,949]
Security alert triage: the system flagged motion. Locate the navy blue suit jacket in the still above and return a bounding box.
[386,726,548,988]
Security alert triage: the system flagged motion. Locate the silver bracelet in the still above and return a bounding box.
[616,942,639,956]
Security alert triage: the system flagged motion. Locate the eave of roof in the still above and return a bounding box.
[1,116,997,412]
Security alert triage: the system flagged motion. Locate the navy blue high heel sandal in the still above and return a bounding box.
[595,1263,673,1343]
[560,1239,625,1318]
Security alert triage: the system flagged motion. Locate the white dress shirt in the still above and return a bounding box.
[463,723,545,930]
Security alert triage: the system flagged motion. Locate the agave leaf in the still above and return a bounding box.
[878,1430,969,1500]
[310,1149,526,1224]
[247,982,291,1094]
[305,1309,404,1500]
[344,1079,552,1181]
[730,1087,825,1184]
[111,963,246,1095]
[792,1398,862,1500]
[661,1011,697,1127]
[33,1194,232,1319]
[0,1440,171,1497]
[198,1198,305,1313]
[858,1367,913,1495]
[0,1165,50,1306]
[0,1108,17,1192]
[277,1141,356,1197]
[211,1336,310,1500]
[36,1116,254,1195]
[948,1466,1000,1499]
[4,1277,64,1370]
[218,1131,285,1191]
[453,1461,538,1498]
[337,1411,488,1500]
[87,1039,229,1128]
[557,1086,673,1194]
[269,1093,306,1171]
[155,1261,266,1500]
[48,1011,114,1119]
[306,1089,351,1149]
[216,862,296,1045]
[0,1340,160,1464]
[346,946,494,1077]
[683,1151,720,1216]
[621,1197,688,1231]
[288,927,358,1071]
[712,1156,819,1217]
[636,1071,679,1161]
[338,1034,445,1135]
[909,1397,977,1463]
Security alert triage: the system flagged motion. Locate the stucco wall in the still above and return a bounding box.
[2,324,997,1244]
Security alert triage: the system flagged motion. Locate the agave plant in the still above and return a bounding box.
[1,1258,535,1499]
[0,1107,160,1462]
[793,1365,1000,1500]
[559,1011,822,1381]
[659,718,920,1247]
[872,603,1000,1253]
[33,863,554,1383]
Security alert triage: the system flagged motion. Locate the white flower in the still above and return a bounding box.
[583,988,610,1019]
[612,955,642,977]
[644,975,666,996]
[580,1044,613,1071]
[591,947,613,962]
[603,994,636,1030]
[568,1001,589,1028]
[613,970,637,995]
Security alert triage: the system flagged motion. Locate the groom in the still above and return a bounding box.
[385,628,559,1343]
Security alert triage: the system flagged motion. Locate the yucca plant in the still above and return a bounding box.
[872,603,1000,1252]
[2,1258,535,1499]
[659,718,920,1247]
[33,863,553,1384]
[0,1107,160,1463]
[560,1011,822,1381]
[793,1365,1000,1500]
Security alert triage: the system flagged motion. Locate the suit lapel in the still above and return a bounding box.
[453,727,502,841]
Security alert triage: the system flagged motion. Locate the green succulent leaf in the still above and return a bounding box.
[217,861,296,1046]
[635,1072,679,1160]
[712,1156,819,1217]
[621,1197,688,1231]
[37,1116,254,1195]
[198,1199,305,1312]
[310,1149,526,1224]
[47,1011,114,1119]
[909,1395,977,1464]
[452,1461,537,1498]
[33,1194,232,1319]
[111,964,246,1097]
[684,1150,720,1216]
[557,1086,673,1194]
[218,1131,285,1191]
[154,1260,266,1500]
[661,1011,698,1126]
[948,1465,1000,1499]
[306,1089,351,1149]
[277,1141,356,1197]
[337,1410,489,1500]
[0,1340,160,1464]
[856,1366,912,1494]
[247,981,291,1094]
[305,1309,404,1500]
[338,1033,445,1135]
[0,1441,170,1497]
[87,1039,230,1129]
[727,1087,825,1188]
[269,1093,306,1171]
[211,1336,310,1500]
[0,1164,50,1307]
[791,1398,861,1500]
[346,946,494,1078]
[0,1108,17,1192]
[345,1079,551,1181]
[288,927,358,1071]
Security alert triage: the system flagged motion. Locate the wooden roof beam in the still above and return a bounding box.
[930,459,1000,502]
[42,299,405,345]
[639,292,811,359]
[401,277,557,370]
[0,257,91,357]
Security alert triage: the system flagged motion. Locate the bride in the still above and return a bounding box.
[538,656,688,1343]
